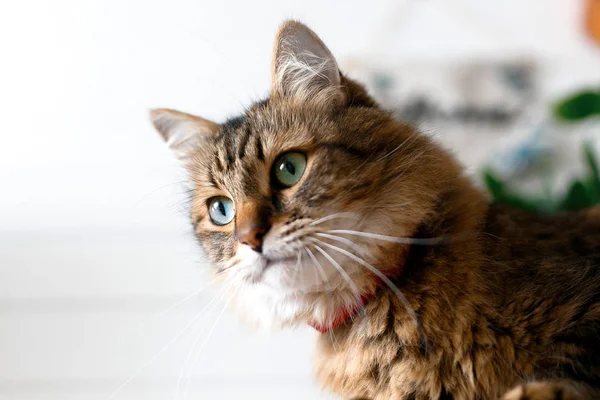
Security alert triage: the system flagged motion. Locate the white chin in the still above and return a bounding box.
[229,245,353,329]
[236,244,335,293]
[261,258,329,292]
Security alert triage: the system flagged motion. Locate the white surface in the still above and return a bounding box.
[0,0,598,399]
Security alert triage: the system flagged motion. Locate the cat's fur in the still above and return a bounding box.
[150,21,600,400]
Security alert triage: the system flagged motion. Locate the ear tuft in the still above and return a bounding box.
[271,21,344,107]
[150,108,220,161]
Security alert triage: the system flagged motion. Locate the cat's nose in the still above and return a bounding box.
[236,201,272,253]
[237,223,270,253]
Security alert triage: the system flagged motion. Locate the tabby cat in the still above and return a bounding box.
[150,21,600,400]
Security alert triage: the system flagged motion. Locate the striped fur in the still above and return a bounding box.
[150,20,600,400]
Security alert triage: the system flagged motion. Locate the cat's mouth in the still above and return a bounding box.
[265,256,296,267]
[244,255,297,285]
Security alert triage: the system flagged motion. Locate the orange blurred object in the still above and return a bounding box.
[587,0,600,44]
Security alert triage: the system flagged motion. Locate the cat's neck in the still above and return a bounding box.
[308,178,489,334]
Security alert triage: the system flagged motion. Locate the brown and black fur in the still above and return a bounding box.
[315,203,600,400]
[150,21,600,400]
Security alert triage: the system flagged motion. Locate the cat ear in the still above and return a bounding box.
[271,21,345,107]
[150,108,220,161]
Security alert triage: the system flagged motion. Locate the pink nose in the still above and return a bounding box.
[235,201,272,253]
[237,224,269,252]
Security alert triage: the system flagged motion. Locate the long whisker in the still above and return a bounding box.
[316,240,428,353]
[156,280,216,317]
[343,133,420,194]
[108,282,233,399]
[214,260,259,279]
[387,148,432,185]
[304,246,321,290]
[309,212,359,227]
[305,246,328,283]
[291,251,303,283]
[328,229,444,245]
[311,242,364,316]
[375,131,420,162]
[315,232,372,259]
[181,284,241,400]
[215,257,241,275]
[133,180,191,205]
[173,282,235,399]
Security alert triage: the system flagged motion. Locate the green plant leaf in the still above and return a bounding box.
[583,143,600,203]
[482,170,505,199]
[482,146,600,213]
[560,180,592,212]
[554,91,600,121]
[483,170,548,213]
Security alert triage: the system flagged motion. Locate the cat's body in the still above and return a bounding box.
[150,21,600,400]
[316,203,600,400]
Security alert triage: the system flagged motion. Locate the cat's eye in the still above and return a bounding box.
[273,152,307,188]
[208,196,235,226]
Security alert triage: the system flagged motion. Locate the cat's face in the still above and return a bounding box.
[151,21,453,329]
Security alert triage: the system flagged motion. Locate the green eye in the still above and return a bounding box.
[273,152,307,188]
[208,196,235,226]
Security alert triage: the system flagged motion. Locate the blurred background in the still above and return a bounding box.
[1,0,599,399]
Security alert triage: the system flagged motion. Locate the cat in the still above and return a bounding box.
[150,21,600,400]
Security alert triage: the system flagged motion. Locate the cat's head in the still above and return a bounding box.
[150,21,459,330]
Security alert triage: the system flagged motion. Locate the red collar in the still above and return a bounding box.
[307,261,405,333]
[307,290,376,333]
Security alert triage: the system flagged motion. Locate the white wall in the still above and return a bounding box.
[0,1,597,399]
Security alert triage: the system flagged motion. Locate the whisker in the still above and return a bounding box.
[316,240,428,353]
[304,247,322,291]
[181,284,241,400]
[108,282,233,399]
[375,131,419,162]
[328,229,444,245]
[173,282,235,399]
[305,246,328,283]
[215,258,260,278]
[133,180,191,205]
[311,241,365,317]
[309,212,359,227]
[315,232,371,259]
[343,134,421,193]
[215,259,241,275]
[291,251,303,283]
[387,148,431,186]
[156,280,216,317]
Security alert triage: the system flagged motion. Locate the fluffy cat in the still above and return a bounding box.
[150,21,600,400]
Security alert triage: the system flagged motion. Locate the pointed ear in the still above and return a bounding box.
[271,21,345,107]
[150,108,220,161]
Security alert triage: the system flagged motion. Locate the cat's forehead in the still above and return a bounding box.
[201,124,263,199]
[198,102,328,198]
